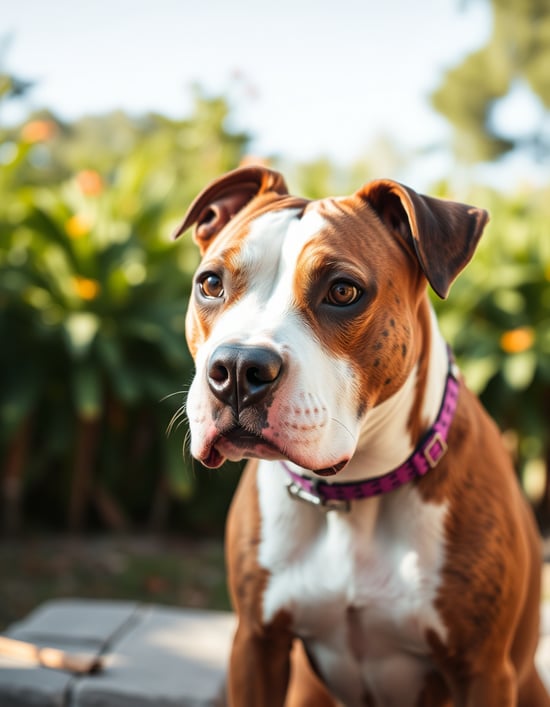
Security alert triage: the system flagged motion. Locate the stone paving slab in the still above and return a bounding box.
[0,600,236,707]
[7,599,140,648]
[0,665,69,707]
[0,600,143,707]
[74,606,236,707]
[2,598,550,705]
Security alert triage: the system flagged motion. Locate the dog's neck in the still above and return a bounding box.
[337,303,449,483]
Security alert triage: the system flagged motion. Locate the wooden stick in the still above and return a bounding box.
[0,636,103,674]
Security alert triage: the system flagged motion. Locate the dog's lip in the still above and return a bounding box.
[217,427,284,457]
[199,427,285,468]
[222,428,270,447]
[312,459,349,476]
[202,445,225,468]
[201,427,349,476]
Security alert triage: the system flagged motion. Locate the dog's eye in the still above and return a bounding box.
[325,281,362,306]
[198,273,224,299]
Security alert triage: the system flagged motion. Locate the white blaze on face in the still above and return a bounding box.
[186,206,362,472]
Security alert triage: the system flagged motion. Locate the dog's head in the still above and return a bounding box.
[174,166,488,474]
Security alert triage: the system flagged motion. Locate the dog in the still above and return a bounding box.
[174,165,549,706]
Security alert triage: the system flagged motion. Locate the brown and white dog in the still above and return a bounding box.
[174,166,549,706]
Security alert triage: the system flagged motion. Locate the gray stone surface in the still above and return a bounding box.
[0,600,235,707]
[7,599,140,648]
[74,606,236,707]
[4,597,549,705]
[0,665,69,707]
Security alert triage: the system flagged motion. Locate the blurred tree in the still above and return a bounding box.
[431,0,550,524]
[0,37,34,109]
[0,84,249,533]
[0,70,33,106]
[3,86,249,191]
[287,136,407,199]
[431,0,550,163]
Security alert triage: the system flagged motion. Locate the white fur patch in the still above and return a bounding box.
[258,461,448,706]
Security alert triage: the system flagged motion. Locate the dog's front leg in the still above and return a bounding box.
[228,619,293,707]
[225,463,295,706]
[453,662,517,707]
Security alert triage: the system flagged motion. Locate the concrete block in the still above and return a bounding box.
[74,606,236,707]
[2,597,549,704]
[0,600,235,707]
[8,599,140,648]
[0,664,69,707]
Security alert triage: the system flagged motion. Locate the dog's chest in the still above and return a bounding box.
[257,463,448,706]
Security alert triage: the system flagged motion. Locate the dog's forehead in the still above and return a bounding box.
[190,194,395,351]
[191,203,338,348]
[244,204,327,267]
[218,196,366,274]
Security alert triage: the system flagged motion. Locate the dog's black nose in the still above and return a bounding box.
[207,344,283,412]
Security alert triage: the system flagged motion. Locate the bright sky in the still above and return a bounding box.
[3,0,542,189]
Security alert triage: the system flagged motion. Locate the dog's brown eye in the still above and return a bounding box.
[325,281,362,306]
[199,273,224,299]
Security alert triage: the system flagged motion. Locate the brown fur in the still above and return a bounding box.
[178,166,548,706]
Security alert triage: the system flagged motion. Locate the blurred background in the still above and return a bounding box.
[0,0,549,628]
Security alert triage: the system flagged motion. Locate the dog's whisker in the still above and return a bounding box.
[166,406,187,437]
[182,428,193,460]
[160,389,187,403]
[330,417,356,443]
[166,413,180,438]
[167,413,186,437]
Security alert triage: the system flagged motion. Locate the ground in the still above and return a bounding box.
[0,534,229,631]
[1,534,549,633]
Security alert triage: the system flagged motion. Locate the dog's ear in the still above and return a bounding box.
[359,179,489,298]
[172,166,288,253]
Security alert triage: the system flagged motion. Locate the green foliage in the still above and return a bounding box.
[1,50,550,531]
[433,184,550,479]
[0,87,249,531]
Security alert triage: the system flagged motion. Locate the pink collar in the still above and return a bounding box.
[283,348,460,512]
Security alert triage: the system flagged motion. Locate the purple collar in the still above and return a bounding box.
[283,348,460,512]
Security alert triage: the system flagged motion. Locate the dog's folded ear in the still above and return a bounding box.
[172,166,288,253]
[359,180,489,298]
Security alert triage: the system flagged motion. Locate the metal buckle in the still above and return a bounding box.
[286,481,351,513]
[423,432,448,469]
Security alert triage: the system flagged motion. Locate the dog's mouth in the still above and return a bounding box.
[202,427,284,468]
[313,460,348,476]
[201,426,348,476]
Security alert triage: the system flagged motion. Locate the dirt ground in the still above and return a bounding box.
[0,534,229,631]
[2,534,550,634]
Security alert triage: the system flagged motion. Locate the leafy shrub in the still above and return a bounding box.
[433,184,550,512]
[1,85,549,531]
[0,90,247,532]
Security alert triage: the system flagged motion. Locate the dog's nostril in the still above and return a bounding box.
[210,364,230,383]
[247,367,272,385]
[247,367,261,385]
[247,360,281,386]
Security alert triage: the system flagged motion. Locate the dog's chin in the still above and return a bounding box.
[198,428,349,476]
